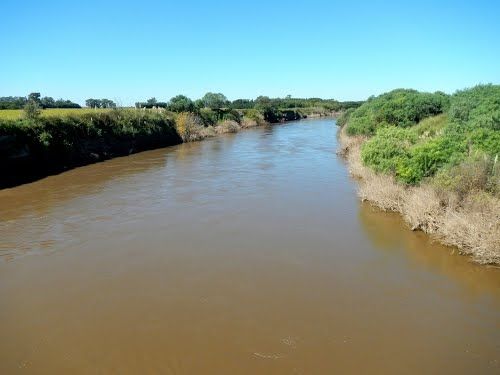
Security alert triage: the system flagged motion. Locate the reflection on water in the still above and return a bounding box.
[359,202,500,298]
[0,119,499,374]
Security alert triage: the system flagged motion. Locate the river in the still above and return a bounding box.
[0,118,499,374]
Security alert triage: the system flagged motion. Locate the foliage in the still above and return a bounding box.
[231,96,362,112]
[0,93,80,109]
[336,108,354,127]
[345,89,449,135]
[85,98,117,109]
[0,96,27,109]
[448,84,500,130]
[357,85,500,186]
[361,126,417,175]
[167,95,196,113]
[23,99,41,120]
[200,92,229,110]
[0,109,180,163]
[198,108,219,126]
[174,112,204,141]
[134,98,168,109]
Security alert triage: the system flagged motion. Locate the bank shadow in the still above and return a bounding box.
[358,201,500,298]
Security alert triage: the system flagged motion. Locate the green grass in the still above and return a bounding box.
[0,108,113,120]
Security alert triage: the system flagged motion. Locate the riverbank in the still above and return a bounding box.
[337,86,500,265]
[0,110,182,188]
[0,107,334,188]
[338,127,499,264]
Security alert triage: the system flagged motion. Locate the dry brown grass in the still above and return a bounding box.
[438,194,500,264]
[338,126,500,264]
[215,120,241,134]
[240,117,258,128]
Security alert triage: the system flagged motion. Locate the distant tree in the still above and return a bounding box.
[0,96,27,109]
[230,99,254,109]
[86,98,98,108]
[147,97,158,106]
[28,92,41,104]
[254,96,273,109]
[54,99,81,108]
[167,95,195,112]
[100,99,116,108]
[201,92,228,110]
[41,96,55,108]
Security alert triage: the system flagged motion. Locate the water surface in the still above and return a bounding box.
[1,119,499,374]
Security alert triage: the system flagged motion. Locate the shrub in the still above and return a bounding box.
[23,100,41,120]
[198,108,219,126]
[167,95,196,113]
[361,126,417,174]
[449,84,500,130]
[396,136,466,184]
[242,109,265,125]
[174,112,204,142]
[432,154,500,198]
[346,89,449,135]
[354,85,499,187]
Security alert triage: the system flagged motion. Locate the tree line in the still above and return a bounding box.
[135,92,363,112]
[1,91,363,113]
[85,98,117,109]
[0,93,81,110]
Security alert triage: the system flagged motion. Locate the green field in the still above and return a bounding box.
[0,108,113,120]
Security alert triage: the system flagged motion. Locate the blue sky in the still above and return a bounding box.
[1,0,499,105]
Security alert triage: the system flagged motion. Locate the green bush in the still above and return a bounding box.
[353,84,499,188]
[396,136,467,184]
[361,126,417,174]
[449,84,500,130]
[336,108,354,127]
[198,108,219,126]
[346,89,449,135]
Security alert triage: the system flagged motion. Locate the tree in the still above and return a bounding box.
[230,99,254,109]
[41,96,55,108]
[24,98,41,120]
[100,99,116,108]
[86,98,100,108]
[0,96,27,109]
[28,92,41,104]
[167,95,195,113]
[254,96,272,109]
[201,92,228,110]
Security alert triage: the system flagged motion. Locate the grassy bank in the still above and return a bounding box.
[338,85,500,264]
[0,109,181,188]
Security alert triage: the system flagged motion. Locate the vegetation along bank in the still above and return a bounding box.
[0,92,360,188]
[338,85,500,264]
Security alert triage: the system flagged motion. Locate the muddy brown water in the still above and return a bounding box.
[0,118,499,374]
